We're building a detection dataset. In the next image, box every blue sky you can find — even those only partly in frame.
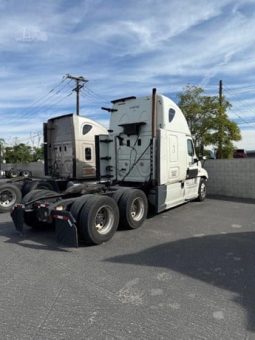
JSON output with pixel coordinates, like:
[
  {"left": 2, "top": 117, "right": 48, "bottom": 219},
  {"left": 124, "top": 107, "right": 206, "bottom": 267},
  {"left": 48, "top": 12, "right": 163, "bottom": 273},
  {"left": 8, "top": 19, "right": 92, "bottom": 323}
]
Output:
[{"left": 0, "top": 0, "right": 255, "bottom": 149}]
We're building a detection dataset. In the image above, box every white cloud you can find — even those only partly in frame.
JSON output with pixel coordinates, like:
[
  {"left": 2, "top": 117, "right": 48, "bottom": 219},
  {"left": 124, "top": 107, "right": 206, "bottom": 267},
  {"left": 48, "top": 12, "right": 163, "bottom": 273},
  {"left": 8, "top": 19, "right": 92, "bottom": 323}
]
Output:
[
  {"left": 235, "top": 129, "right": 255, "bottom": 150},
  {"left": 0, "top": 0, "right": 255, "bottom": 149}
]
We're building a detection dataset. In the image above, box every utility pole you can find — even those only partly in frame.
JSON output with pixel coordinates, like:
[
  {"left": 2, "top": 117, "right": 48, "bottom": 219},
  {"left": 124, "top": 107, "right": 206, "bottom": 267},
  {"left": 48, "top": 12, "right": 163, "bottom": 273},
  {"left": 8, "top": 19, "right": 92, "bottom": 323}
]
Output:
[
  {"left": 66, "top": 74, "right": 88, "bottom": 115},
  {"left": 218, "top": 79, "right": 223, "bottom": 159},
  {"left": 0, "top": 143, "right": 2, "bottom": 173}
]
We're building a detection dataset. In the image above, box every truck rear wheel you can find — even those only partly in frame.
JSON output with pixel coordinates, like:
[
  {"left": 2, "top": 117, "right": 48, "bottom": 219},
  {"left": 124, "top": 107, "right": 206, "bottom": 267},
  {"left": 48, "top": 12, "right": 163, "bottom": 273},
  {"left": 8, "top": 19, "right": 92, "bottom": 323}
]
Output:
[
  {"left": 112, "top": 188, "right": 132, "bottom": 203},
  {"left": 0, "top": 184, "right": 22, "bottom": 213},
  {"left": 20, "top": 170, "right": 32, "bottom": 178},
  {"left": 70, "top": 194, "right": 94, "bottom": 222},
  {"left": 22, "top": 189, "right": 57, "bottom": 228},
  {"left": 6, "top": 169, "right": 19, "bottom": 179},
  {"left": 118, "top": 189, "right": 148, "bottom": 229},
  {"left": 78, "top": 195, "right": 119, "bottom": 245}
]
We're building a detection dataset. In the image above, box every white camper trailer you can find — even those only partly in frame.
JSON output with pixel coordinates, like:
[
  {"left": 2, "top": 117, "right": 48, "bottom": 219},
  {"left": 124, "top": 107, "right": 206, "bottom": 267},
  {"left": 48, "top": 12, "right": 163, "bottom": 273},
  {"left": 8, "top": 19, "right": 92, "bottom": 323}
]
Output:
[{"left": 12, "top": 89, "right": 208, "bottom": 246}]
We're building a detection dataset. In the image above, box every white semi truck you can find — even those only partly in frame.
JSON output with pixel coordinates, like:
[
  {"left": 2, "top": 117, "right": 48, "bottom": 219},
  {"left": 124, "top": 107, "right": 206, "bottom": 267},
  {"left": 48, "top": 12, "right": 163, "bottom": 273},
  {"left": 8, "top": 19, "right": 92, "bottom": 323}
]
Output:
[
  {"left": 0, "top": 113, "right": 107, "bottom": 213},
  {"left": 11, "top": 89, "right": 208, "bottom": 246},
  {"left": 44, "top": 113, "right": 107, "bottom": 179}
]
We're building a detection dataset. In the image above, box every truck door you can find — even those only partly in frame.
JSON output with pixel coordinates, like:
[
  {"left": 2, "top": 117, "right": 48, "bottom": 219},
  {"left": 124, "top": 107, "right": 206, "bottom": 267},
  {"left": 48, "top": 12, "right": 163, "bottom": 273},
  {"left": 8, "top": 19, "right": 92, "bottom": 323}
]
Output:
[
  {"left": 186, "top": 138, "right": 198, "bottom": 179},
  {"left": 185, "top": 138, "right": 199, "bottom": 199}
]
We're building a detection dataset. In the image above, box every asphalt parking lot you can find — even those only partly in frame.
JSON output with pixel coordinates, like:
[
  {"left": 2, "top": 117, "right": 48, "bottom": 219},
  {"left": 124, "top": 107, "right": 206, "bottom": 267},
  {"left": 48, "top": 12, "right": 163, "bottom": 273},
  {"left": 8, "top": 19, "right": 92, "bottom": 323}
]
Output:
[{"left": 0, "top": 197, "right": 254, "bottom": 340}]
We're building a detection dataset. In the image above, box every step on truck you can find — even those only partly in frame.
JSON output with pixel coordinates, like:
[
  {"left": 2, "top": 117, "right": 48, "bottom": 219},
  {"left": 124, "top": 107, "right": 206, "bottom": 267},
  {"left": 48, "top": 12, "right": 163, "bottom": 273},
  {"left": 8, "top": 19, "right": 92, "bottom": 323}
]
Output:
[
  {"left": 0, "top": 113, "right": 107, "bottom": 213},
  {"left": 11, "top": 89, "right": 208, "bottom": 246}
]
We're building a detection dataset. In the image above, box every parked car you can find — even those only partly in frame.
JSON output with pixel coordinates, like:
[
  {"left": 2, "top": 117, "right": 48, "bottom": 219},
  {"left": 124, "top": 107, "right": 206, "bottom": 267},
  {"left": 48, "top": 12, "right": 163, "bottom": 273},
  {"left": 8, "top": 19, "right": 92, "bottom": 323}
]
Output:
[{"left": 233, "top": 149, "right": 247, "bottom": 158}]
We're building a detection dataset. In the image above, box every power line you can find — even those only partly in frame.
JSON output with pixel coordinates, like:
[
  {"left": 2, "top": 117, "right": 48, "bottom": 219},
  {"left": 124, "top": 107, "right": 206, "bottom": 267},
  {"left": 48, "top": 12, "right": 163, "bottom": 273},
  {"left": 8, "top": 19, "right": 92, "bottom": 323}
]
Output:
[
  {"left": 13, "top": 76, "right": 68, "bottom": 118},
  {"left": 5, "top": 77, "right": 71, "bottom": 125},
  {"left": 27, "top": 90, "right": 73, "bottom": 120},
  {"left": 224, "top": 88, "right": 255, "bottom": 112},
  {"left": 80, "top": 87, "right": 109, "bottom": 108},
  {"left": 14, "top": 79, "right": 73, "bottom": 120},
  {"left": 208, "top": 85, "right": 255, "bottom": 128},
  {"left": 84, "top": 85, "right": 109, "bottom": 103},
  {"left": 41, "top": 91, "right": 73, "bottom": 112},
  {"left": 5, "top": 91, "right": 73, "bottom": 145},
  {"left": 226, "top": 90, "right": 255, "bottom": 124}
]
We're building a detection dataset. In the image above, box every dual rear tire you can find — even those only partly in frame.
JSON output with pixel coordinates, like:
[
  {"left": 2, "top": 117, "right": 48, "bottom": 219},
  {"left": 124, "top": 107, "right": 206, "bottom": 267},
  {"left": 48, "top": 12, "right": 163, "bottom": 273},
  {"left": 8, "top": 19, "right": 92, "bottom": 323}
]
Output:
[
  {"left": 70, "top": 189, "right": 148, "bottom": 245},
  {"left": 118, "top": 189, "right": 148, "bottom": 229},
  {"left": 71, "top": 195, "right": 119, "bottom": 245}
]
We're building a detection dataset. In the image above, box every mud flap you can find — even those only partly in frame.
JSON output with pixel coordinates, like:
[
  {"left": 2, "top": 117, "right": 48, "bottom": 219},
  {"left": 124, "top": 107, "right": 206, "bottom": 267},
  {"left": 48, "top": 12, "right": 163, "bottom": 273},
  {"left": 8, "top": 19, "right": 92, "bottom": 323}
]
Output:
[
  {"left": 11, "top": 205, "right": 24, "bottom": 235},
  {"left": 53, "top": 211, "right": 78, "bottom": 248}
]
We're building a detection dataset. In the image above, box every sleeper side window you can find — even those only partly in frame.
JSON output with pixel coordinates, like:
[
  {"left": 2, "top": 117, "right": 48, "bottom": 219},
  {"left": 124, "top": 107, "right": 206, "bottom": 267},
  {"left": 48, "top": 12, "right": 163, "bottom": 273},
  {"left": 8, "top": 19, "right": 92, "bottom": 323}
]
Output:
[
  {"left": 169, "top": 108, "right": 175, "bottom": 122},
  {"left": 85, "top": 147, "right": 92, "bottom": 161}
]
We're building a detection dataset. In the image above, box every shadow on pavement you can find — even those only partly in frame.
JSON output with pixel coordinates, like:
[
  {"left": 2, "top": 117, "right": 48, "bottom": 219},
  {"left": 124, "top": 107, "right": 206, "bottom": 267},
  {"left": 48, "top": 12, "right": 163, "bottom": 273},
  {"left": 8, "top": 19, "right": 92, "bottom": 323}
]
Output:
[
  {"left": 0, "top": 221, "right": 69, "bottom": 252},
  {"left": 105, "top": 232, "right": 255, "bottom": 332}
]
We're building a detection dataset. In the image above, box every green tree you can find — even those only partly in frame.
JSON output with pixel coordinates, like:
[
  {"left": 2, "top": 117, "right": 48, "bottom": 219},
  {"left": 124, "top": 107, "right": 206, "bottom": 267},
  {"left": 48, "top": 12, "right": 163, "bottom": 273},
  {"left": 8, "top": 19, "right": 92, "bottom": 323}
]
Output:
[
  {"left": 5, "top": 143, "right": 33, "bottom": 163},
  {"left": 32, "top": 145, "right": 44, "bottom": 161},
  {"left": 178, "top": 85, "right": 241, "bottom": 158}
]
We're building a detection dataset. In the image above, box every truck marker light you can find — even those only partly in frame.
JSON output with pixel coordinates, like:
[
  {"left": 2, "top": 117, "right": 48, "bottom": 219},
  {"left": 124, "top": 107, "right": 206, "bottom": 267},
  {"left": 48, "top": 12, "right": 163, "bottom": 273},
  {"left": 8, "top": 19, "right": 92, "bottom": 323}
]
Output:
[
  {"left": 53, "top": 214, "right": 69, "bottom": 221},
  {"left": 34, "top": 202, "right": 49, "bottom": 208}
]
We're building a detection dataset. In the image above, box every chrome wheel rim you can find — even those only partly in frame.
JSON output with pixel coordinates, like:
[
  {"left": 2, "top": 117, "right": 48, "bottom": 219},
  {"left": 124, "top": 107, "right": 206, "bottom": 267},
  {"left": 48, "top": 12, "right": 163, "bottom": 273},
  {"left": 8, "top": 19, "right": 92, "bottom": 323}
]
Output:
[
  {"left": 95, "top": 205, "right": 114, "bottom": 235},
  {"left": 0, "top": 189, "right": 16, "bottom": 208},
  {"left": 130, "top": 197, "right": 145, "bottom": 221}
]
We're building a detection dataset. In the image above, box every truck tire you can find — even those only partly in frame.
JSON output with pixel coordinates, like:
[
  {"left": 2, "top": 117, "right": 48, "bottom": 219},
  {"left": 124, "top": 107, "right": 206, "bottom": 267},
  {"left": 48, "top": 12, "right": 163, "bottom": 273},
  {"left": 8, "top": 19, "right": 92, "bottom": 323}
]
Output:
[
  {"left": 22, "top": 180, "right": 55, "bottom": 196},
  {"left": 36, "top": 181, "right": 55, "bottom": 191},
  {"left": 6, "top": 169, "right": 19, "bottom": 179},
  {"left": 70, "top": 194, "right": 94, "bottom": 223},
  {"left": 21, "top": 180, "right": 35, "bottom": 196},
  {"left": 79, "top": 195, "right": 119, "bottom": 245},
  {"left": 112, "top": 187, "right": 132, "bottom": 204},
  {"left": 197, "top": 178, "right": 207, "bottom": 202},
  {"left": 22, "top": 189, "right": 57, "bottom": 228},
  {"left": 118, "top": 189, "right": 148, "bottom": 229},
  {"left": 20, "top": 170, "right": 32, "bottom": 178},
  {"left": 0, "top": 184, "right": 22, "bottom": 213}
]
